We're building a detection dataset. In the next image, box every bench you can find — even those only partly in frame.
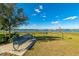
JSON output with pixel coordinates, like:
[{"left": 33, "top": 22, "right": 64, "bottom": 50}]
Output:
[
  {"left": 27, "top": 38, "right": 36, "bottom": 50},
  {"left": 12, "top": 34, "right": 33, "bottom": 50}
]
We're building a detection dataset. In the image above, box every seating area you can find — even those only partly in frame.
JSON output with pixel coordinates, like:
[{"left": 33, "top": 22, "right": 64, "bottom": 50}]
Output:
[{"left": 12, "top": 34, "right": 36, "bottom": 51}]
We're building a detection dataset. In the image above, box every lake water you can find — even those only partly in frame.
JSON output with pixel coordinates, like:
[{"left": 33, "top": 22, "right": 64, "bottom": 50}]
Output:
[{"left": 13, "top": 29, "right": 79, "bottom": 32}]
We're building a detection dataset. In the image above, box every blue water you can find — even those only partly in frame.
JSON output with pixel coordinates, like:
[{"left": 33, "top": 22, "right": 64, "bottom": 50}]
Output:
[{"left": 13, "top": 29, "right": 79, "bottom": 32}]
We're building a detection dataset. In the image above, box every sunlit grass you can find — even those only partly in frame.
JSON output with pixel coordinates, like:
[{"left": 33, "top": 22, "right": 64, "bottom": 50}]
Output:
[
  {"left": 24, "top": 32, "right": 79, "bottom": 56},
  {"left": 1, "top": 32, "right": 79, "bottom": 56}
]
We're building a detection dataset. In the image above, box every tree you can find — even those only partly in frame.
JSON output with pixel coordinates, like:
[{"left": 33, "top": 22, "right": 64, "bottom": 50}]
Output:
[{"left": 0, "top": 3, "right": 28, "bottom": 39}]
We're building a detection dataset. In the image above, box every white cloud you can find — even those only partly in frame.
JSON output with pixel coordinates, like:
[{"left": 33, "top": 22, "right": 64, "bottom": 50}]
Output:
[
  {"left": 35, "top": 8, "right": 41, "bottom": 13},
  {"left": 32, "top": 24, "right": 37, "bottom": 26},
  {"left": 42, "top": 15, "right": 46, "bottom": 17},
  {"left": 64, "top": 16, "right": 78, "bottom": 20},
  {"left": 51, "top": 21, "right": 60, "bottom": 24},
  {"left": 32, "top": 14, "right": 37, "bottom": 16},
  {"left": 56, "top": 16, "right": 59, "bottom": 18},
  {"left": 34, "top": 5, "right": 43, "bottom": 13},
  {"left": 39, "top": 5, "right": 43, "bottom": 9},
  {"left": 41, "top": 13, "right": 47, "bottom": 18}
]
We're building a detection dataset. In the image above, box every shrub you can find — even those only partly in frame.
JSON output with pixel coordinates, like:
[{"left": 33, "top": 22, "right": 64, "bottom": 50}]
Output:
[
  {"left": 0, "top": 33, "right": 19, "bottom": 44},
  {"left": 0, "top": 34, "right": 8, "bottom": 43}
]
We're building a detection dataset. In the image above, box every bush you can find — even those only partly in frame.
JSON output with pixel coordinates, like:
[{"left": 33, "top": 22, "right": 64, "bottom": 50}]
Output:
[
  {"left": 0, "top": 33, "right": 19, "bottom": 44},
  {"left": 0, "top": 34, "right": 8, "bottom": 44},
  {"left": 8, "top": 33, "right": 19, "bottom": 43}
]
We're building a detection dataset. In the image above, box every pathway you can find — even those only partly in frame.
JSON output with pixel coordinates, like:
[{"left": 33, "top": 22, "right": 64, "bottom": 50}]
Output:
[{"left": 0, "top": 39, "right": 32, "bottom": 56}]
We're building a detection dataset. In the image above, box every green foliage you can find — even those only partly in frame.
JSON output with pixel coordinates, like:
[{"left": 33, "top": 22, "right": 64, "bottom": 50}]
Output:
[
  {"left": 0, "top": 33, "right": 20, "bottom": 43},
  {"left": 0, "top": 3, "right": 28, "bottom": 40},
  {"left": 0, "top": 34, "right": 8, "bottom": 43},
  {"left": 0, "top": 3, "right": 28, "bottom": 29}
]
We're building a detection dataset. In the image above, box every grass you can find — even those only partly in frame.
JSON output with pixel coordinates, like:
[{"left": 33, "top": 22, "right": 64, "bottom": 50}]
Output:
[
  {"left": 0, "top": 53, "right": 17, "bottom": 56},
  {"left": 24, "top": 32, "right": 79, "bottom": 56},
  {"left": 1, "top": 32, "right": 79, "bottom": 56}
]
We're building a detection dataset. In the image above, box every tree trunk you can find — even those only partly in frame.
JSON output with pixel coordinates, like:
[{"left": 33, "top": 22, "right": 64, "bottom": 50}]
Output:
[{"left": 8, "top": 25, "right": 11, "bottom": 39}]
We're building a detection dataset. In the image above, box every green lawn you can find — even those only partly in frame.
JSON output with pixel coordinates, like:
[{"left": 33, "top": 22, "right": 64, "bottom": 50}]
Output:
[
  {"left": 1, "top": 32, "right": 79, "bottom": 56},
  {"left": 24, "top": 32, "right": 79, "bottom": 56}
]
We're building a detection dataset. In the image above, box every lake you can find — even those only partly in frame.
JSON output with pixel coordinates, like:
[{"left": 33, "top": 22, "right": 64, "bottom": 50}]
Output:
[{"left": 13, "top": 29, "right": 79, "bottom": 32}]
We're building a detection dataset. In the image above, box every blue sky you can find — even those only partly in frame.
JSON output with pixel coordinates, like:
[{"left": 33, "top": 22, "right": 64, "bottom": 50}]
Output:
[{"left": 16, "top": 3, "right": 79, "bottom": 29}]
